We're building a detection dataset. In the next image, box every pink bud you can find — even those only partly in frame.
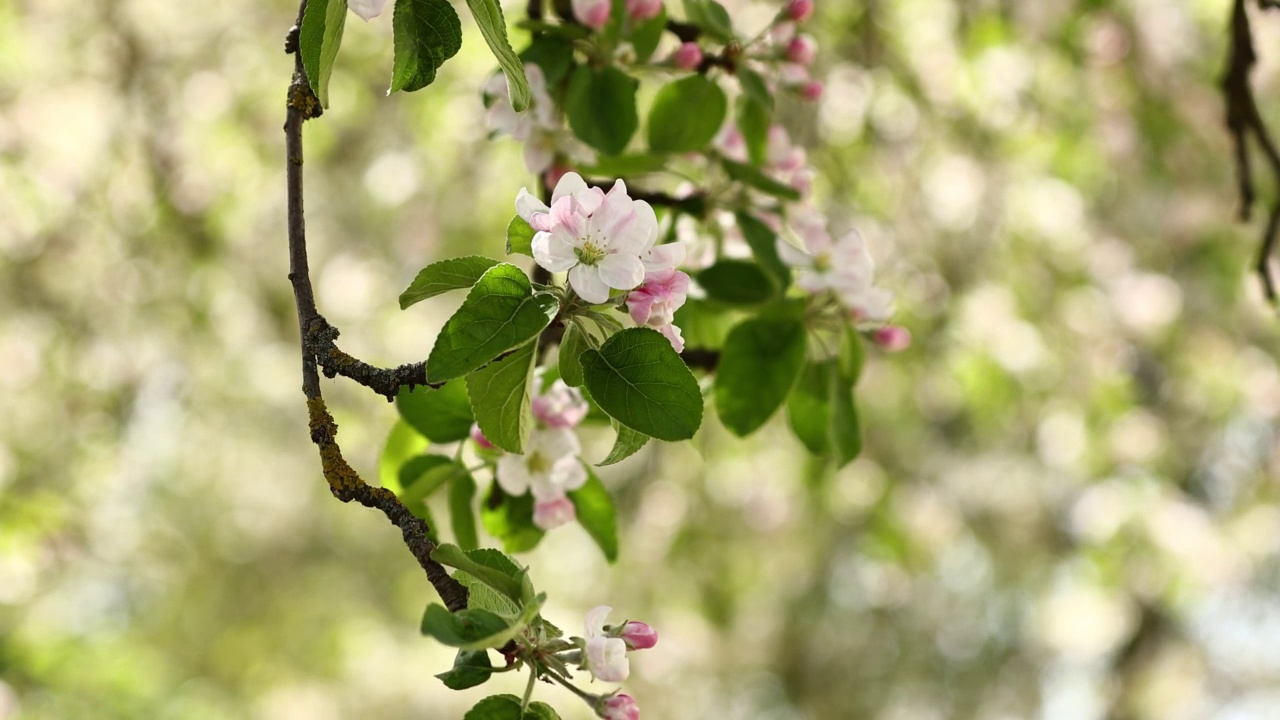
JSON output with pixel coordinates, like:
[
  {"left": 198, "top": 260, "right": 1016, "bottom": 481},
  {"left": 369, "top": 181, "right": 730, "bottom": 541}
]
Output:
[
  {"left": 800, "top": 80, "right": 823, "bottom": 101},
  {"left": 533, "top": 496, "right": 577, "bottom": 530},
  {"left": 673, "top": 42, "right": 703, "bottom": 71},
  {"left": 602, "top": 694, "right": 641, "bottom": 720},
  {"left": 787, "top": 0, "right": 813, "bottom": 22},
  {"left": 786, "top": 34, "right": 817, "bottom": 65},
  {"left": 872, "top": 325, "right": 912, "bottom": 352},
  {"left": 620, "top": 621, "right": 658, "bottom": 650},
  {"left": 626, "top": 0, "right": 663, "bottom": 20},
  {"left": 573, "top": 0, "right": 611, "bottom": 29},
  {"left": 470, "top": 423, "right": 496, "bottom": 450}
]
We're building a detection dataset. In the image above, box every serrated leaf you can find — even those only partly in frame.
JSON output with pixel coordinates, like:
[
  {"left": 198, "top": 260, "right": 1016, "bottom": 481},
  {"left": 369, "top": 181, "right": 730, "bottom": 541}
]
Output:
[
  {"left": 569, "top": 470, "right": 618, "bottom": 562},
  {"left": 565, "top": 65, "right": 639, "bottom": 156},
  {"left": 506, "top": 215, "right": 535, "bottom": 256},
  {"left": 482, "top": 486, "right": 546, "bottom": 553},
  {"left": 391, "top": 0, "right": 463, "bottom": 93},
  {"left": 449, "top": 471, "right": 479, "bottom": 551},
  {"left": 466, "top": 340, "right": 537, "bottom": 453},
  {"left": 397, "top": 382, "right": 474, "bottom": 442},
  {"left": 697, "top": 260, "right": 778, "bottom": 305},
  {"left": 464, "top": 695, "right": 561, "bottom": 720},
  {"left": 426, "top": 263, "right": 559, "bottom": 382},
  {"left": 379, "top": 420, "right": 429, "bottom": 495},
  {"left": 464, "top": 0, "right": 530, "bottom": 111},
  {"left": 648, "top": 75, "right": 727, "bottom": 154},
  {"left": 721, "top": 158, "right": 803, "bottom": 201},
  {"left": 400, "top": 256, "right": 501, "bottom": 309},
  {"left": 420, "top": 604, "right": 521, "bottom": 650},
  {"left": 734, "top": 212, "right": 790, "bottom": 289},
  {"left": 300, "top": 0, "right": 348, "bottom": 109},
  {"left": 714, "top": 314, "right": 807, "bottom": 436},
  {"left": 598, "top": 420, "right": 649, "bottom": 466},
  {"left": 435, "top": 650, "right": 494, "bottom": 690},
  {"left": 580, "top": 327, "right": 703, "bottom": 441},
  {"left": 431, "top": 544, "right": 526, "bottom": 603},
  {"left": 457, "top": 570, "right": 521, "bottom": 617}
]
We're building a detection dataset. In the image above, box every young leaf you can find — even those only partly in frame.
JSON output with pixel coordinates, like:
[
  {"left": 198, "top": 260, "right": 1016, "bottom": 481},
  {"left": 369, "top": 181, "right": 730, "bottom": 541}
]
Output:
[
  {"left": 463, "top": 695, "right": 561, "bottom": 720},
  {"left": 420, "top": 604, "right": 519, "bottom": 650},
  {"left": 787, "top": 335, "right": 863, "bottom": 467},
  {"left": 831, "top": 325, "right": 865, "bottom": 466},
  {"left": 506, "top": 215, "right": 535, "bottom": 256},
  {"left": 734, "top": 212, "right": 791, "bottom": 289},
  {"left": 565, "top": 65, "right": 639, "bottom": 156},
  {"left": 400, "top": 256, "right": 501, "bottom": 309},
  {"left": 481, "top": 487, "right": 545, "bottom": 552},
  {"left": 737, "top": 68, "right": 773, "bottom": 111},
  {"left": 391, "top": 0, "right": 463, "bottom": 93},
  {"left": 463, "top": 0, "right": 531, "bottom": 111},
  {"left": 435, "top": 649, "right": 494, "bottom": 691},
  {"left": 449, "top": 472, "right": 479, "bottom": 551},
  {"left": 598, "top": 420, "right": 649, "bottom": 466},
  {"left": 736, "top": 94, "right": 770, "bottom": 166},
  {"left": 648, "top": 75, "right": 728, "bottom": 154},
  {"left": 397, "top": 382, "right": 474, "bottom": 442},
  {"left": 431, "top": 544, "right": 526, "bottom": 602},
  {"left": 400, "top": 454, "right": 466, "bottom": 512},
  {"left": 787, "top": 361, "right": 831, "bottom": 455},
  {"left": 466, "top": 340, "right": 537, "bottom": 453},
  {"left": 426, "top": 263, "right": 559, "bottom": 382},
  {"left": 721, "top": 158, "right": 804, "bottom": 201},
  {"left": 557, "top": 320, "right": 591, "bottom": 388},
  {"left": 714, "top": 314, "right": 807, "bottom": 436},
  {"left": 697, "top": 260, "right": 778, "bottom": 305},
  {"left": 569, "top": 470, "right": 618, "bottom": 562},
  {"left": 684, "top": 0, "right": 735, "bottom": 43},
  {"left": 379, "top": 419, "right": 429, "bottom": 495},
  {"left": 299, "top": 0, "right": 348, "bottom": 109},
  {"left": 631, "top": 6, "right": 667, "bottom": 62},
  {"left": 580, "top": 327, "right": 703, "bottom": 441}
]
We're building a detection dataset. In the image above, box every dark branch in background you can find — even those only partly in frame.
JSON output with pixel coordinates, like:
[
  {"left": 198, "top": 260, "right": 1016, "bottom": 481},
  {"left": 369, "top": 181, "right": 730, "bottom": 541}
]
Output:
[
  {"left": 283, "top": 1, "right": 467, "bottom": 612},
  {"left": 680, "top": 348, "right": 719, "bottom": 370},
  {"left": 1222, "top": 0, "right": 1280, "bottom": 302},
  {"left": 665, "top": 19, "right": 700, "bottom": 43}
]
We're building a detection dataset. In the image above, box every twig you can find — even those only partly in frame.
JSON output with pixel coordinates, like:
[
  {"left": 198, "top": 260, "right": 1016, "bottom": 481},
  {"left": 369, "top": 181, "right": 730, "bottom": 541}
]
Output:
[
  {"left": 306, "top": 316, "right": 438, "bottom": 400},
  {"left": 283, "top": 0, "right": 467, "bottom": 612},
  {"left": 665, "top": 19, "right": 700, "bottom": 43}
]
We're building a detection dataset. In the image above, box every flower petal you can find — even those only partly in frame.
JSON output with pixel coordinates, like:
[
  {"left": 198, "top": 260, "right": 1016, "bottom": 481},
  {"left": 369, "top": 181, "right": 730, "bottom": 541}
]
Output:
[
  {"left": 496, "top": 454, "right": 532, "bottom": 496},
  {"left": 550, "top": 172, "right": 589, "bottom": 204},
  {"left": 533, "top": 232, "right": 579, "bottom": 273},
  {"left": 515, "top": 188, "right": 549, "bottom": 224},
  {"left": 569, "top": 264, "right": 611, "bottom": 303},
  {"left": 598, "top": 254, "right": 645, "bottom": 291}
]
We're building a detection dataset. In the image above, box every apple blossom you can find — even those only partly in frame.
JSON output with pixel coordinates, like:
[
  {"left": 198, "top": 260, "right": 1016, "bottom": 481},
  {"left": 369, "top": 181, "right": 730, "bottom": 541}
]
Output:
[
  {"left": 625, "top": 268, "right": 690, "bottom": 352},
  {"left": 583, "top": 606, "right": 630, "bottom": 682},
  {"left": 533, "top": 495, "right": 577, "bottom": 530},
  {"left": 776, "top": 212, "right": 892, "bottom": 320},
  {"left": 620, "top": 621, "right": 658, "bottom": 650},
  {"left": 496, "top": 427, "right": 586, "bottom": 501},
  {"left": 626, "top": 0, "right": 662, "bottom": 20},
  {"left": 601, "top": 694, "right": 641, "bottom": 720},
  {"left": 573, "top": 0, "right": 611, "bottom": 29},
  {"left": 518, "top": 173, "right": 657, "bottom": 304},
  {"left": 348, "top": 0, "right": 387, "bottom": 21},
  {"left": 873, "top": 325, "right": 912, "bottom": 351},
  {"left": 787, "top": 0, "right": 814, "bottom": 22},
  {"left": 533, "top": 379, "right": 589, "bottom": 429},
  {"left": 787, "top": 34, "right": 818, "bottom": 65},
  {"left": 485, "top": 64, "right": 561, "bottom": 174},
  {"left": 714, "top": 125, "right": 749, "bottom": 164},
  {"left": 673, "top": 42, "right": 703, "bottom": 71}
]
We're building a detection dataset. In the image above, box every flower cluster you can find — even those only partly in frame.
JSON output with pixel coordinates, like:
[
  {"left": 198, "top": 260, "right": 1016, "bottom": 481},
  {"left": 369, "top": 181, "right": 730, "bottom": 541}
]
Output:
[{"left": 578, "top": 606, "right": 657, "bottom": 714}]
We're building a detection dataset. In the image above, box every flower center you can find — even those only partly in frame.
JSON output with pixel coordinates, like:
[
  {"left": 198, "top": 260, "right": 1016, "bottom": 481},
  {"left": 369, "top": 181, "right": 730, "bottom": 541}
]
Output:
[
  {"left": 526, "top": 451, "right": 550, "bottom": 475},
  {"left": 813, "top": 252, "right": 833, "bottom": 272},
  {"left": 576, "top": 239, "right": 607, "bottom": 266}
]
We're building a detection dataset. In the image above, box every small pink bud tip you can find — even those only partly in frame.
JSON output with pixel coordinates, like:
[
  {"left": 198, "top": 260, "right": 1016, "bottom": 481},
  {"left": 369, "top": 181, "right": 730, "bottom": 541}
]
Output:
[
  {"left": 674, "top": 42, "right": 703, "bottom": 71},
  {"left": 621, "top": 621, "right": 658, "bottom": 650},
  {"left": 626, "top": 0, "right": 663, "bottom": 20},
  {"left": 800, "top": 80, "right": 823, "bottom": 101},
  {"left": 873, "top": 325, "right": 912, "bottom": 352},
  {"left": 602, "top": 694, "right": 641, "bottom": 720},
  {"left": 574, "top": 0, "right": 611, "bottom": 29},
  {"left": 787, "top": 0, "right": 813, "bottom": 22},
  {"left": 787, "top": 34, "right": 817, "bottom": 65},
  {"left": 470, "top": 423, "right": 496, "bottom": 450}
]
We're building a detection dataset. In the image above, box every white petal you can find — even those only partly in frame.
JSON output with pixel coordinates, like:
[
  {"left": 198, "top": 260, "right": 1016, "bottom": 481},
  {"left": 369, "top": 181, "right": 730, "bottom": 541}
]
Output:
[
  {"left": 534, "top": 426, "right": 582, "bottom": 459},
  {"left": 569, "top": 264, "right": 611, "bottom": 303},
  {"left": 533, "top": 233, "right": 579, "bottom": 273},
  {"left": 597, "top": 254, "right": 645, "bottom": 291},
  {"left": 347, "top": 0, "right": 387, "bottom": 21},
  {"left": 775, "top": 237, "right": 812, "bottom": 269},
  {"left": 643, "top": 241, "right": 686, "bottom": 272},
  {"left": 515, "top": 188, "right": 549, "bottom": 223},
  {"left": 523, "top": 140, "right": 554, "bottom": 175},
  {"left": 585, "top": 605, "right": 612, "bottom": 637},
  {"left": 551, "top": 172, "right": 589, "bottom": 204},
  {"left": 609, "top": 200, "right": 656, "bottom": 255},
  {"left": 496, "top": 455, "right": 532, "bottom": 496},
  {"left": 552, "top": 455, "right": 587, "bottom": 492}
]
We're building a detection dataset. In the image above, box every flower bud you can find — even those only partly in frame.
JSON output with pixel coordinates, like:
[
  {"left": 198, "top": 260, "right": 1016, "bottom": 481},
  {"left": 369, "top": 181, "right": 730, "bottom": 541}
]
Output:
[
  {"left": 626, "top": 0, "right": 663, "bottom": 20},
  {"left": 620, "top": 621, "right": 658, "bottom": 650},
  {"left": 533, "top": 496, "right": 577, "bottom": 530},
  {"left": 800, "top": 80, "right": 823, "bottom": 101},
  {"left": 470, "top": 423, "right": 496, "bottom": 450},
  {"left": 787, "top": 34, "right": 817, "bottom": 65},
  {"left": 573, "top": 0, "right": 611, "bottom": 29},
  {"left": 872, "top": 325, "right": 911, "bottom": 352},
  {"left": 673, "top": 42, "right": 703, "bottom": 71},
  {"left": 786, "top": 0, "right": 813, "bottom": 22},
  {"left": 601, "top": 694, "right": 641, "bottom": 720}
]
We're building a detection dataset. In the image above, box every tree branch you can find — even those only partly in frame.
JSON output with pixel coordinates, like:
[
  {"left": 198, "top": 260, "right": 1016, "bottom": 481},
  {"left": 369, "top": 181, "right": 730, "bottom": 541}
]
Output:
[
  {"left": 306, "top": 315, "right": 438, "bottom": 400},
  {"left": 283, "top": 1, "right": 467, "bottom": 612}
]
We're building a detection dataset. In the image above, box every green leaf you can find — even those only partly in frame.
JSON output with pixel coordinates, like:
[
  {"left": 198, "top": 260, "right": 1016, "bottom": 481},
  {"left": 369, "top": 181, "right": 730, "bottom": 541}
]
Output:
[
  {"left": 738, "top": 68, "right": 773, "bottom": 111},
  {"left": 736, "top": 94, "right": 770, "bottom": 166},
  {"left": 569, "top": 470, "right": 618, "bottom": 562},
  {"left": 648, "top": 75, "right": 728, "bottom": 154},
  {"left": 714, "top": 314, "right": 807, "bottom": 436},
  {"left": 430, "top": 544, "right": 525, "bottom": 603},
  {"left": 459, "top": 572, "right": 521, "bottom": 617},
  {"left": 427, "top": 263, "right": 559, "bottom": 382},
  {"left": 299, "top": 0, "right": 348, "bottom": 109},
  {"left": 599, "top": 420, "right": 649, "bottom": 466},
  {"left": 672, "top": 299, "right": 735, "bottom": 350},
  {"left": 558, "top": 320, "right": 590, "bottom": 388},
  {"left": 399, "top": 455, "right": 465, "bottom": 512},
  {"left": 565, "top": 65, "right": 639, "bottom": 156},
  {"left": 463, "top": 0, "right": 530, "bottom": 111},
  {"left": 631, "top": 6, "right": 667, "bottom": 62},
  {"left": 400, "top": 256, "right": 502, "bottom": 309},
  {"left": 831, "top": 325, "right": 864, "bottom": 466},
  {"left": 787, "top": 361, "right": 831, "bottom": 455},
  {"left": 466, "top": 340, "right": 537, "bottom": 453},
  {"left": 463, "top": 696, "right": 561, "bottom": 720},
  {"left": 482, "top": 487, "right": 545, "bottom": 553},
  {"left": 397, "top": 382, "right": 474, "bottom": 443},
  {"left": 787, "top": 333, "right": 863, "bottom": 467},
  {"left": 449, "top": 471, "right": 479, "bottom": 551},
  {"left": 578, "top": 153, "right": 670, "bottom": 178},
  {"left": 435, "top": 650, "right": 493, "bottom": 690},
  {"left": 506, "top": 216, "right": 535, "bottom": 256},
  {"left": 721, "top": 158, "right": 803, "bottom": 201},
  {"left": 580, "top": 327, "right": 703, "bottom": 441},
  {"left": 390, "top": 0, "right": 463, "bottom": 93},
  {"left": 697, "top": 261, "right": 778, "bottom": 305},
  {"left": 734, "top": 212, "right": 790, "bottom": 289},
  {"left": 519, "top": 36, "right": 576, "bottom": 87},
  {"left": 420, "top": 604, "right": 520, "bottom": 650},
  {"left": 685, "top": 0, "right": 735, "bottom": 42},
  {"left": 379, "top": 420, "right": 429, "bottom": 495}
]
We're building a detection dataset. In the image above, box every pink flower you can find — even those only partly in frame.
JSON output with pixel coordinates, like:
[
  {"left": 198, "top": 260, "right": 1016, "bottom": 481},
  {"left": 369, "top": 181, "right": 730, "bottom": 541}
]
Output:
[
  {"left": 574, "top": 0, "right": 611, "bottom": 29},
  {"left": 601, "top": 694, "right": 641, "bottom": 720},
  {"left": 485, "top": 64, "right": 561, "bottom": 174},
  {"left": 620, "top": 621, "right": 658, "bottom": 650},
  {"left": 626, "top": 0, "right": 662, "bottom": 20},
  {"left": 532, "top": 379, "right": 589, "bottom": 429},
  {"left": 496, "top": 428, "right": 587, "bottom": 501},
  {"left": 348, "top": 0, "right": 387, "bottom": 20},
  {"left": 626, "top": 268, "right": 690, "bottom": 352},
  {"left": 776, "top": 210, "right": 892, "bottom": 320},
  {"left": 673, "top": 42, "right": 703, "bottom": 70},
  {"left": 584, "top": 606, "right": 630, "bottom": 682},
  {"left": 470, "top": 423, "right": 496, "bottom": 451},
  {"left": 800, "top": 80, "right": 824, "bottom": 101},
  {"left": 787, "top": 34, "right": 817, "bottom": 65},
  {"left": 787, "top": 0, "right": 813, "bottom": 22},
  {"left": 872, "top": 325, "right": 911, "bottom": 352},
  {"left": 533, "top": 495, "right": 577, "bottom": 530}
]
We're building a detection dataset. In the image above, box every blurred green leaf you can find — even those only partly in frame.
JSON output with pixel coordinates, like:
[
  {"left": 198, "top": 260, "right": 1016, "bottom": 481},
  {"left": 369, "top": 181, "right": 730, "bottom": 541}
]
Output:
[
  {"left": 449, "top": 471, "right": 479, "bottom": 551},
  {"left": 648, "top": 75, "right": 727, "bottom": 154},
  {"left": 299, "top": 0, "right": 347, "bottom": 108},
  {"left": 482, "top": 487, "right": 544, "bottom": 552},
  {"left": 569, "top": 470, "right": 618, "bottom": 562},
  {"left": 565, "top": 65, "right": 639, "bottom": 156},
  {"left": 697, "top": 260, "right": 778, "bottom": 305},
  {"left": 464, "top": 0, "right": 530, "bottom": 111},
  {"left": 397, "top": 382, "right": 474, "bottom": 443}
]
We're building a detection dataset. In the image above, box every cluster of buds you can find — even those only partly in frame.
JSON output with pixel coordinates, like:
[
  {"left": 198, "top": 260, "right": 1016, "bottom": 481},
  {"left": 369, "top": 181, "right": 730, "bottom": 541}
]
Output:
[
  {"left": 578, "top": 606, "right": 657, "bottom": 719},
  {"left": 572, "top": 0, "right": 663, "bottom": 29}
]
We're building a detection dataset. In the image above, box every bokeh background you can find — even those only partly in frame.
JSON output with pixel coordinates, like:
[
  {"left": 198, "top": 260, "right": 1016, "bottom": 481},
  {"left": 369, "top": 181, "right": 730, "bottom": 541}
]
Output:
[{"left": 5, "top": 0, "right": 1280, "bottom": 717}]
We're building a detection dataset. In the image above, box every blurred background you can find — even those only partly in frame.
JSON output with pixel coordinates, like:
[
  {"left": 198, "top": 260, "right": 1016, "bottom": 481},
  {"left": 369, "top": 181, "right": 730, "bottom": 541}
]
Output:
[{"left": 4, "top": 0, "right": 1280, "bottom": 717}]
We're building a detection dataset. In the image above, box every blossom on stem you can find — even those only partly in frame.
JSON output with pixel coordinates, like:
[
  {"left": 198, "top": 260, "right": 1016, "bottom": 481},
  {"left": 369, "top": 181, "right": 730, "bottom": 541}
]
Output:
[
  {"left": 620, "top": 621, "right": 658, "bottom": 650},
  {"left": 348, "top": 0, "right": 387, "bottom": 21},
  {"left": 777, "top": 212, "right": 892, "bottom": 320},
  {"left": 584, "top": 606, "right": 630, "bottom": 682},
  {"left": 532, "top": 379, "right": 589, "bottom": 429},
  {"left": 626, "top": 0, "right": 662, "bottom": 20},
  {"left": 533, "top": 495, "right": 577, "bottom": 530},
  {"left": 625, "top": 268, "right": 690, "bottom": 352},
  {"left": 574, "top": 0, "right": 611, "bottom": 29},
  {"left": 517, "top": 173, "right": 657, "bottom": 304},
  {"left": 601, "top": 694, "right": 641, "bottom": 720},
  {"left": 484, "top": 64, "right": 561, "bottom": 175},
  {"left": 673, "top": 42, "right": 703, "bottom": 70},
  {"left": 495, "top": 427, "right": 586, "bottom": 502}
]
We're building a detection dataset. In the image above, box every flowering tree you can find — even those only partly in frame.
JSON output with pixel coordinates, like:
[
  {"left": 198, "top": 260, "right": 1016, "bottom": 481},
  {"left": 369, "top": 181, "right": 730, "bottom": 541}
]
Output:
[{"left": 283, "top": 0, "right": 905, "bottom": 716}]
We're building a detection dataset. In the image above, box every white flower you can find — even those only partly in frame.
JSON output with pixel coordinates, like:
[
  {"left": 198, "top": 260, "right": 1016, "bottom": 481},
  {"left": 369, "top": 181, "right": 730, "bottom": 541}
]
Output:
[
  {"left": 777, "top": 209, "right": 893, "bottom": 320},
  {"left": 496, "top": 428, "right": 587, "bottom": 502},
  {"left": 532, "top": 379, "right": 589, "bottom": 429},
  {"left": 484, "top": 65, "right": 566, "bottom": 175},
  {"left": 584, "top": 606, "right": 630, "bottom": 682},
  {"left": 517, "top": 173, "right": 657, "bottom": 304},
  {"left": 348, "top": 0, "right": 387, "bottom": 21},
  {"left": 533, "top": 496, "right": 577, "bottom": 530}
]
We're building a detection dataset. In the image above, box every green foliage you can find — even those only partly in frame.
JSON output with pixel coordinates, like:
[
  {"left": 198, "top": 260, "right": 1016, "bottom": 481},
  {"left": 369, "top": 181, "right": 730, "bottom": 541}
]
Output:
[
  {"left": 518, "top": 35, "right": 575, "bottom": 86},
  {"left": 565, "top": 65, "right": 639, "bottom": 156},
  {"left": 734, "top": 212, "right": 790, "bottom": 289},
  {"left": 557, "top": 320, "right": 591, "bottom": 388},
  {"left": 578, "top": 153, "right": 670, "bottom": 178},
  {"left": 449, "top": 471, "right": 480, "bottom": 551},
  {"left": 463, "top": 0, "right": 531, "bottom": 111},
  {"left": 648, "top": 76, "right": 728, "bottom": 154},
  {"left": 736, "top": 95, "right": 770, "bottom": 166},
  {"left": 482, "top": 487, "right": 544, "bottom": 552},
  {"left": 721, "top": 158, "right": 803, "bottom": 201},
  {"left": 568, "top": 470, "right": 618, "bottom": 562},
  {"left": 430, "top": 544, "right": 527, "bottom": 603},
  {"left": 631, "top": 7, "right": 667, "bottom": 62},
  {"left": 580, "top": 328, "right": 703, "bottom": 441},
  {"left": 420, "top": 604, "right": 524, "bottom": 650},
  {"left": 397, "top": 382, "right": 474, "bottom": 443},
  {"left": 697, "top": 260, "right": 778, "bottom": 305},
  {"left": 435, "top": 650, "right": 494, "bottom": 690},
  {"left": 787, "top": 328, "right": 865, "bottom": 466},
  {"left": 399, "top": 455, "right": 467, "bottom": 516},
  {"left": 426, "top": 264, "right": 559, "bottom": 382},
  {"left": 466, "top": 341, "right": 536, "bottom": 453},
  {"left": 506, "top": 216, "right": 535, "bottom": 256},
  {"left": 390, "top": 0, "right": 463, "bottom": 93},
  {"left": 715, "top": 313, "right": 807, "bottom": 436},
  {"left": 684, "top": 0, "right": 734, "bottom": 43},
  {"left": 380, "top": 419, "right": 429, "bottom": 494},
  {"left": 400, "top": 256, "right": 501, "bottom": 309},
  {"left": 598, "top": 420, "right": 649, "bottom": 466},
  {"left": 299, "top": 0, "right": 348, "bottom": 108},
  {"left": 464, "top": 696, "right": 561, "bottom": 720}
]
